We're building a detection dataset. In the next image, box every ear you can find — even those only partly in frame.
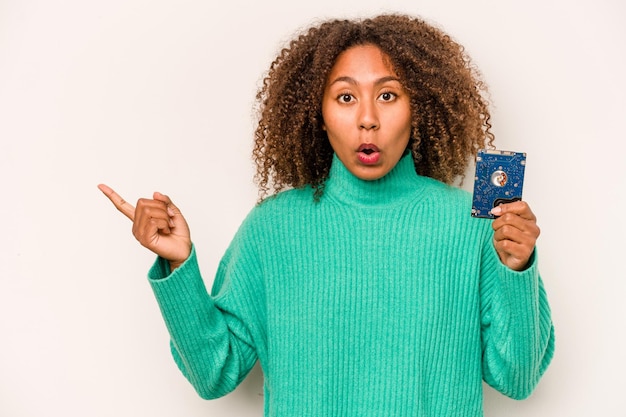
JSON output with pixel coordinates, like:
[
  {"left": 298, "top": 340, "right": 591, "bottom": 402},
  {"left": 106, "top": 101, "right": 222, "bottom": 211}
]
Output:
[{"left": 319, "top": 114, "right": 327, "bottom": 131}]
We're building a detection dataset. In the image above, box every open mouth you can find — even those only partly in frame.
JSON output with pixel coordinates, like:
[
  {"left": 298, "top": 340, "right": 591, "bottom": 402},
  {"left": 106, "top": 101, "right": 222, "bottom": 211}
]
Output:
[
  {"left": 358, "top": 144, "right": 379, "bottom": 154},
  {"left": 357, "top": 144, "right": 380, "bottom": 164}
]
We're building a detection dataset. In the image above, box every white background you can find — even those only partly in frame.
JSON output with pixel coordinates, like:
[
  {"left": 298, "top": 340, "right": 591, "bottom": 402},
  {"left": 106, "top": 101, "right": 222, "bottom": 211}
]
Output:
[{"left": 1, "top": 0, "right": 624, "bottom": 415}]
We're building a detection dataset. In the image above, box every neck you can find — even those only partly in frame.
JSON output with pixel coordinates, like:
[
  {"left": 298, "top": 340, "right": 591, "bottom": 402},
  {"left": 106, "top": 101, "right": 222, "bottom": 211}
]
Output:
[{"left": 323, "top": 152, "right": 425, "bottom": 207}]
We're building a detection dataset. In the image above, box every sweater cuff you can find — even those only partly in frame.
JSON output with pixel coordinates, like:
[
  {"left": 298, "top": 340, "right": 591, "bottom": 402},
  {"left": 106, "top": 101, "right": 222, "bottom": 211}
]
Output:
[
  {"left": 147, "top": 244, "right": 213, "bottom": 327},
  {"left": 147, "top": 245, "right": 209, "bottom": 309},
  {"left": 492, "top": 244, "right": 540, "bottom": 299},
  {"left": 148, "top": 244, "right": 197, "bottom": 281},
  {"left": 495, "top": 245, "right": 538, "bottom": 276}
]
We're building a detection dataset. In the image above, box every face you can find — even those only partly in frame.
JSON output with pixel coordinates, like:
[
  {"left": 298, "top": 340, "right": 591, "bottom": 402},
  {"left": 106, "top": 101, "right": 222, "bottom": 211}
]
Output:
[{"left": 322, "top": 44, "right": 412, "bottom": 181}]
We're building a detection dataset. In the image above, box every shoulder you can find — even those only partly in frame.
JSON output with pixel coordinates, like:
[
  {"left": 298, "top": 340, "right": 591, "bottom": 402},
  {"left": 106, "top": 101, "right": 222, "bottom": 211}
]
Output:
[
  {"left": 417, "top": 175, "right": 494, "bottom": 236},
  {"left": 419, "top": 175, "right": 473, "bottom": 209},
  {"left": 237, "top": 186, "right": 316, "bottom": 231},
  {"left": 221, "top": 186, "right": 316, "bottom": 261},
  {"left": 255, "top": 186, "right": 315, "bottom": 214}
]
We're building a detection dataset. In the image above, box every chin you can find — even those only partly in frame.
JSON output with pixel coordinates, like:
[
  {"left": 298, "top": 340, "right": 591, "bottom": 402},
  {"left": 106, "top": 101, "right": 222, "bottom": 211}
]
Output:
[{"left": 352, "top": 166, "right": 388, "bottom": 181}]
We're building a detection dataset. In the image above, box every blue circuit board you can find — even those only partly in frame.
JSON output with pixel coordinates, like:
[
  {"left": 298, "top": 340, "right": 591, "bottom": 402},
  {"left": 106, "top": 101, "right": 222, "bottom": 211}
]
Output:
[{"left": 471, "top": 149, "right": 526, "bottom": 219}]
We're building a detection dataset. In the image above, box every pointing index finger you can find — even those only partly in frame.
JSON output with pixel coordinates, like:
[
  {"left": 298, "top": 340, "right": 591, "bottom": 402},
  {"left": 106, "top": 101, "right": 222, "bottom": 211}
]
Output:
[{"left": 97, "top": 183, "right": 135, "bottom": 221}]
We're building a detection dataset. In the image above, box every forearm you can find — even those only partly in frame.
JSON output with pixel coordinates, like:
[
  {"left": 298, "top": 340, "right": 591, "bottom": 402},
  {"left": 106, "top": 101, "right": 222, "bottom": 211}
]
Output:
[
  {"left": 481, "top": 249, "right": 555, "bottom": 399},
  {"left": 148, "top": 247, "right": 257, "bottom": 399}
]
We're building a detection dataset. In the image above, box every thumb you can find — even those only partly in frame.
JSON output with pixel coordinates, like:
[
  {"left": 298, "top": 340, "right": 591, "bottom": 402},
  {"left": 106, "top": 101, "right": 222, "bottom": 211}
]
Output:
[{"left": 153, "top": 192, "right": 187, "bottom": 228}]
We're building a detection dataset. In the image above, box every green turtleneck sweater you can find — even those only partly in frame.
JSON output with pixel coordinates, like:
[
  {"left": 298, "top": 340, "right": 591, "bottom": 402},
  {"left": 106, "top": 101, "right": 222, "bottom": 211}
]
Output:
[{"left": 148, "top": 153, "right": 555, "bottom": 416}]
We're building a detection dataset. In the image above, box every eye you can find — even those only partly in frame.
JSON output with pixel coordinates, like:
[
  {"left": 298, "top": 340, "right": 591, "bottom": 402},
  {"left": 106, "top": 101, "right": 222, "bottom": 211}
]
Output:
[
  {"left": 337, "top": 93, "right": 354, "bottom": 103},
  {"left": 379, "top": 91, "right": 397, "bottom": 102}
]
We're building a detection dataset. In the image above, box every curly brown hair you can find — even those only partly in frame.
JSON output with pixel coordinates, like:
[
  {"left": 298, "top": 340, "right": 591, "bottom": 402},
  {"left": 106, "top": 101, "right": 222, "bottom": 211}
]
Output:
[{"left": 253, "top": 14, "right": 494, "bottom": 200}]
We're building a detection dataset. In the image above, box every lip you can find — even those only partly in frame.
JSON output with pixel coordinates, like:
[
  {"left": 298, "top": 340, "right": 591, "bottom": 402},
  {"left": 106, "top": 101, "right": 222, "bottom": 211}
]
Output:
[{"left": 357, "top": 143, "right": 380, "bottom": 165}]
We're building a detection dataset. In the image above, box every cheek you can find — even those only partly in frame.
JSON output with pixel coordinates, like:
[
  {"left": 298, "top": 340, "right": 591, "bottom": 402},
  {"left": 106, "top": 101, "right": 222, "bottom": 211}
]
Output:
[
  {"left": 322, "top": 96, "right": 355, "bottom": 134},
  {"left": 321, "top": 102, "right": 334, "bottom": 133},
  {"left": 397, "top": 109, "right": 412, "bottom": 139},
  {"left": 321, "top": 111, "right": 343, "bottom": 138}
]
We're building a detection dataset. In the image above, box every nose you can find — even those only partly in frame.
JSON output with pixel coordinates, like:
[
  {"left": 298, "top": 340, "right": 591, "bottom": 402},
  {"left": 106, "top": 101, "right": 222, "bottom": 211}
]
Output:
[{"left": 358, "top": 100, "right": 379, "bottom": 130}]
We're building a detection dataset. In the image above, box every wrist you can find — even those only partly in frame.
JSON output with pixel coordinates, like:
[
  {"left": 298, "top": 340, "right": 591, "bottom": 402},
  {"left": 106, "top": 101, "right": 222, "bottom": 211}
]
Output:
[
  {"left": 169, "top": 260, "right": 184, "bottom": 271},
  {"left": 167, "top": 242, "right": 192, "bottom": 272}
]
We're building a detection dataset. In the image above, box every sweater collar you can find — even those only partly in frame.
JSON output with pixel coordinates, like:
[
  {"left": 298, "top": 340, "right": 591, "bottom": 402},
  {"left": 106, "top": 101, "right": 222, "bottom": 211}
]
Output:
[{"left": 323, "top": 152, "right": 424, "bottom": 207}]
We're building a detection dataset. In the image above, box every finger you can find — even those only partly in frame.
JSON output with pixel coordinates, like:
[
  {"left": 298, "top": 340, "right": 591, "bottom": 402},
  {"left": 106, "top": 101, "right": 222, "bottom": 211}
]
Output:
[
  {"left": 144, "top": 192, "right": 191, "bottom": 243},
  {"left": 490, "top": 200, "right": 536, "bottom": 221},
  {"left": 153, "top": 192, "right": 187, "bottom": 228},
  {"left": 153, "top": 192, "right": 179, "bottom": 217},
  {"left": 134, "top": 198, "right": 174, "bottom": 228},
  {"left": 493, "top": 224, "right": 537, "bottom": 248},
  {"left": 493, "top": 212, "right": 539, "bottom": 234},
  {"left": 97, "top": 183, "right": 135, "bottom": 221},
  {"left": 133, "top": 216, "right": 172, "bottom": 243},
  {"left": 493, "top": 213, "right": 541, "bottom": 243},
  {"left": 492, "top": 217, "right": 538, "bottom": 271},
  {"left": 492, "top": 238, "right": 532, "bottom": 271},
  {"left": 133, "top": 200, "right": 175, "bottom": 247}
]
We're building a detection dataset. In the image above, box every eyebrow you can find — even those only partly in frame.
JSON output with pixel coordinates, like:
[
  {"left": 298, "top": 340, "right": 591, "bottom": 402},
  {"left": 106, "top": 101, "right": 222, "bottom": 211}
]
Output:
[{"left": 328, "top": 75, "right": 402, "bottom": 87}]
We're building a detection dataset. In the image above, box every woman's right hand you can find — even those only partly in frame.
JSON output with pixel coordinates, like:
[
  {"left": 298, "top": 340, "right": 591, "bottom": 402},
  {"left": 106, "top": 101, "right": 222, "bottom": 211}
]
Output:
[{"left": 97, "top": 184, "right": 192, "bottom": 270}]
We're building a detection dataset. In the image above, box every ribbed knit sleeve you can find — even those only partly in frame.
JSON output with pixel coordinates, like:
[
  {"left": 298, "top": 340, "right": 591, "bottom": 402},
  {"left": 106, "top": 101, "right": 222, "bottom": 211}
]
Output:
[
  {"left": 147, "top": 242, "right": 261, "bottom": 400},
  {"left": 479, "top": 240, "right": 555, "bottom": 399},
  {"left": 143, "top": 153, "right": 554, "bottom": 416}
]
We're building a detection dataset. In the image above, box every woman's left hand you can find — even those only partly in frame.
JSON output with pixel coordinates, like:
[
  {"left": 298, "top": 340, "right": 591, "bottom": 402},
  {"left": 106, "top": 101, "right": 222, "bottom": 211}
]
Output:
[{"left": 490, "top": 201, "right": 541, "bottom": 271}]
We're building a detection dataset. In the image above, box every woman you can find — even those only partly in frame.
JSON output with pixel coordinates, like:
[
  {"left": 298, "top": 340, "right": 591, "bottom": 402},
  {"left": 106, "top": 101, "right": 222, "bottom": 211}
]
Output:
[{"left": 99, "top": 14, "right": 554, "bottom": 416}]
